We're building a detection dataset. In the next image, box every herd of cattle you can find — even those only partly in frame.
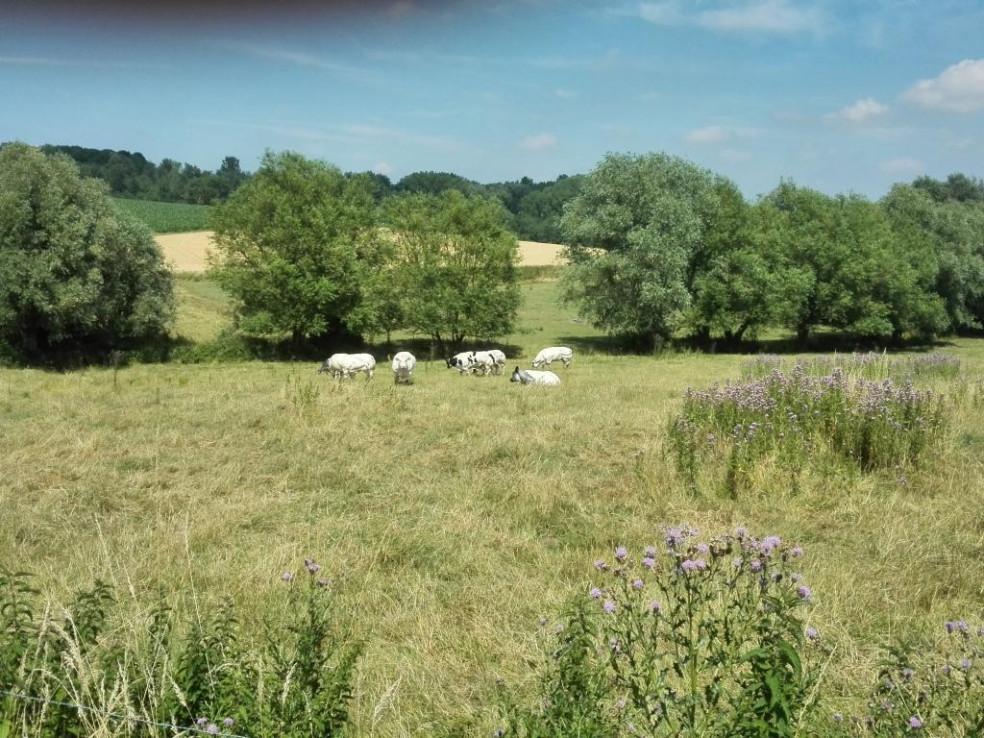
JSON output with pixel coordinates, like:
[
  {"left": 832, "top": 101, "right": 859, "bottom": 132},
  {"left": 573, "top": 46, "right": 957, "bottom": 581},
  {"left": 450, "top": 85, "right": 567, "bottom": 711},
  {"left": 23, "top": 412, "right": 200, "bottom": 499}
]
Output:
[{"left": 316, "top": 346, "right": 574, "bottom": 386}]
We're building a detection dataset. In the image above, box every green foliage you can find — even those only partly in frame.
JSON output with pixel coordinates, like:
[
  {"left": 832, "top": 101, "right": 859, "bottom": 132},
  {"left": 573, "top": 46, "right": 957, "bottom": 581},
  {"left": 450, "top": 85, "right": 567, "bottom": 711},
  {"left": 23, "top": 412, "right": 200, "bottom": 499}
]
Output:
[
  {"left": 112, "top": 198, "right": 212, "bottom": 233},
  {"left": 41, "top": 146, "right": 248, "bottom": 205},
  {"left": 382, "top": 190, "right": 521, "bottom": 348},
  {"left": 503, "top": 528, "right": 822, "bottom": 737},
  {"left": 560, "top": 152, "right": 724, "bottom": 347},
  {"left": 209, "top": 151, "right": 380, "bottom": 342},
  {"left": 0, "top": 143, "right": 175, "bottom": 361},
  {"left": 0, "top": 562, "right": 360, "bottom": 738}
]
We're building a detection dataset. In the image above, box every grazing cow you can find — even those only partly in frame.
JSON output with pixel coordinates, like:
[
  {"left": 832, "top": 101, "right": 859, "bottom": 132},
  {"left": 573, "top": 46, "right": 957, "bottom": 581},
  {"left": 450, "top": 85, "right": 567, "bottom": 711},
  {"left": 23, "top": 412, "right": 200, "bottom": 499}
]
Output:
[
  {"left": 318, "top": 352, "right": 376, "bottom": 379},
  {"left": 510, "top": 366, "right": 561, "bottom": 386},
  {"left": 485, "top": 349, "right": 507, "bottom": 375},
  {"left": 532, "top": 346, "right": 573, "bottom": 369},
  {"left": 391, "top": 351, "right": 416, "bottom": 384},
  {"left": 448, "top": 351, "right": 477, "bottom": 374}
]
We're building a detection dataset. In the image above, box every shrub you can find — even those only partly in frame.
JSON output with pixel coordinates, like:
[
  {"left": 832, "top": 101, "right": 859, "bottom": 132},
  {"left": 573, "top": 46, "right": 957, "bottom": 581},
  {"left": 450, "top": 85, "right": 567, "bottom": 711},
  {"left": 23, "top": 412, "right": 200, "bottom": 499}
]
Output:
[
  {"left": 671, "top": 367, "right": 947, "bottom": 494},
  {"left": 0, "top": 143, "right": 175, "bottom": 362},
  {"left": 741, "top": 353, "right": 960, "bottom": 381},
  {"left": 501, "top": 527, "right": 823, "bottom": 738},
  {"left": 0, "top": 558, "right": 360, "bottom": 738}
]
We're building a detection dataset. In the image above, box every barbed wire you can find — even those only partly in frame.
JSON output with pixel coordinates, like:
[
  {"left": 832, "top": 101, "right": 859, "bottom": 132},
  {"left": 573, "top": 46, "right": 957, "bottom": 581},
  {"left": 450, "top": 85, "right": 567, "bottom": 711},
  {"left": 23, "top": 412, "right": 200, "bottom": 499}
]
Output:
[{"left": 0, "top": 688, "right": 248, "bottom": 738}]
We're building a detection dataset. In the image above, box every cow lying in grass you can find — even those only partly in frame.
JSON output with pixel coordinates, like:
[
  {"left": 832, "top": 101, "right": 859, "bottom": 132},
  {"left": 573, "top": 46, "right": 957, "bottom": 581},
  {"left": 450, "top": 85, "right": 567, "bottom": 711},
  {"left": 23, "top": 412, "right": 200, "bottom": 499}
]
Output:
[{"left": 510, "top": 366, "right": 561, "bottom": 386}]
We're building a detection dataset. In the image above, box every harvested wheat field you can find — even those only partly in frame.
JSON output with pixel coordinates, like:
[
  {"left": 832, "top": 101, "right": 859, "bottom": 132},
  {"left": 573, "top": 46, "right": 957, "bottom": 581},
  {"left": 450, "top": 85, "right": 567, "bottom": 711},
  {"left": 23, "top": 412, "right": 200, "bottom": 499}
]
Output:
[{"left": 156, "top": 231, "right": 568, "bottom": 272}]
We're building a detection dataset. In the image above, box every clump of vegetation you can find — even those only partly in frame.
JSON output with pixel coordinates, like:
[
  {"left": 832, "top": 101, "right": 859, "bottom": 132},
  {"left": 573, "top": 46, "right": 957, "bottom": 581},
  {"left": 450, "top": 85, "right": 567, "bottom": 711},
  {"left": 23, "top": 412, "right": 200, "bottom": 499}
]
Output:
[
  {"left": 828, "top": 620, "right": 984, "bottom": 736},
  {"left": 112, "top": 198, "right": 213, "bottom": 233},
  {"left": 741, "top": 353, "right": 961, "bottom": 381},
  {"left": 0, "top": 560, "right": 360, "bottom": 738},
  {"left": 671, "top": 367, "right": 947, "bottom": 494},
  {"left": 0, "top": 143, "right": 175, "bottom": 363},
  {"left": 501, "top": 527, "right": 823, "bottom": 737}
]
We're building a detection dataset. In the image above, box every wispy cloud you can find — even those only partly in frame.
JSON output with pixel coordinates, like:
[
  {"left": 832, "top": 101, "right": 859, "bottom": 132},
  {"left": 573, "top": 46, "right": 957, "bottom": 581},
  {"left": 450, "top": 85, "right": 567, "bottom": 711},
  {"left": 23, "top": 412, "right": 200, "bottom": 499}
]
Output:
[
  {"left": 215, "top": 42, "right": 376, "bottom": 82},
  {"left": 340, "top": 124, "right": 460, "bottom": 149},
  {"left": 902, "top": 59, "right": 984, "bottom": 113},
  {"left": 685, "top": 125, "right": 760, "bottom": 144},
  {"left": 195, "top": 119, "right": 460, "bottom": 151},
  {"left": 0, "top": 55, "right": 171, "bottom": 70},
  {"left": 880, "top": 157, "right": 924, "bottom": 174},
  {"left": 518, "top": 133, "right": 558, "bottom": 151},
  {"left": 632, "top": 0, "right": 824, "bottom": 35},
  {"left": 825, "top": 97, "right": 889, "bottom": 124}
]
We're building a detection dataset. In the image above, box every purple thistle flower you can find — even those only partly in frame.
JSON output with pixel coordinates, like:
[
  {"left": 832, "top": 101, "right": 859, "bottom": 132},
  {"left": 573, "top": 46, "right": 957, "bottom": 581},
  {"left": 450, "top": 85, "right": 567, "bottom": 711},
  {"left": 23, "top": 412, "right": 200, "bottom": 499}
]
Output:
[
  {"left": 696, "top": 543, "right": 710, "bottom": 555},
  {"left": 797, "top": 585, "right": 812, "bottom": 601},
  {"left": 791, "top": 546, "right": 804, "bottom": 558},
  {"left": 632, "top": 579, "right": 644, "bottom": 590},
  {"left": 961, "top": 658, "right": 971, "bottom": 670},
  {"left": 734, "top": 526, "right": 748, "bottom": 539},
  {"left": 760, "top": 535, "right": 782, "bottom": 555},
  {"left": 750, "top": 559, "right": 763, "bottom": 573},
  {"left": 805, "top": 627, "right": 819, "bottom": 641},
  {"left": 195, "top": 718, "right": 209, "bottom": 727},
  {"left": 205, "top": 725, "right": 219, "bottom": 736},
  {"left": 648, "top": 600, "right": 661, "bottom": 614},
  {"left": 280, "top": 571, "right": 295, "bottom": 583},
  {"left": 603, "top": 599, "right": 616, "bottom": 614},
  {"left": 589, "top": 587, "right": 603, "bottom": 599},
  {"left": 615, "top": 546, "right": 628, "bottom": 562},
  {"left": 908, "top": 716, "right": 923, "bottom": 730},
  {"left": 644, "top": 545, "right": 657, "bottom": 558},
  {"left": 680, "top": 558, "right": 707, "bottom": 573},
  {"left": 642, "top": 556, "right": 656, "bottom": 570},
  {"left": 222, "top": 718, "right": 235, "bottom": 728},
  {"left": 304, "top": 558, "right": 321, "bottom": 575},
  {"left": 594, "top": 559, "right": 608, "bottom": 571}
]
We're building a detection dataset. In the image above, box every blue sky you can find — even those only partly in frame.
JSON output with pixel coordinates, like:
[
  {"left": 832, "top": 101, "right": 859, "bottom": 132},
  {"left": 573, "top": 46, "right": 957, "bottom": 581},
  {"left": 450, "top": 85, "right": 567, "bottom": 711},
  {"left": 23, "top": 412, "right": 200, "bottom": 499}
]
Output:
[{"left": 2, "top": 0, "right": 983, "bottom": 198}]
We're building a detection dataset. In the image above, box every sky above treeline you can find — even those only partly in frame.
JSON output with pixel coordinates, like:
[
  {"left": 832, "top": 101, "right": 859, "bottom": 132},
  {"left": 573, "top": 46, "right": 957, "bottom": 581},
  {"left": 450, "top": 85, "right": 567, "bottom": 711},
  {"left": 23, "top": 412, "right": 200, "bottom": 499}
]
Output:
[{"left": 2, "top": 0, "right": 983, "bottom": 198}]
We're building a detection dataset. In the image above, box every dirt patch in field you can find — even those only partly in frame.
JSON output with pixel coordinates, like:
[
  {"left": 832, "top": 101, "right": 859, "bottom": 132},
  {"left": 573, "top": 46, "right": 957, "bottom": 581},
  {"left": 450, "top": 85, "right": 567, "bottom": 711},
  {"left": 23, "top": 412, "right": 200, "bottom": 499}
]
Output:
[
  {"left": 155, "top": 231, "right": 215, "bottom": 272},
  {"left": 157, "top": 231, "right": 569, "bottom": 273}
]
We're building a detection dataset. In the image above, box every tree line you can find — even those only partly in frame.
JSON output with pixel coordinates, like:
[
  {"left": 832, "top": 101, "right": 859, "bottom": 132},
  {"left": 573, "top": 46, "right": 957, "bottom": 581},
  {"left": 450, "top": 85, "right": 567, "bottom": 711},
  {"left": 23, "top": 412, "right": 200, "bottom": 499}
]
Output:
[
  {"left": 562, "top": 154, "right": 984, "bottom": 349},
  {"left": 40, "top": 144, "right": 582, "bottom": 241}
]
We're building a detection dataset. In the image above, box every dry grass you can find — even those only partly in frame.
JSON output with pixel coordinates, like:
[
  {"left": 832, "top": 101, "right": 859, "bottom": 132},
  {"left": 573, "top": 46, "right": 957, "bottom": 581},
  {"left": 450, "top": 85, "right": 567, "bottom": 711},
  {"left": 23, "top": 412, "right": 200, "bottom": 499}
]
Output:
[
  {"left": 156, "top": 232, "right": 568, "bottom": 273},
  {"left": 1, "top": 281, "right": 983, "bottom": 735}
]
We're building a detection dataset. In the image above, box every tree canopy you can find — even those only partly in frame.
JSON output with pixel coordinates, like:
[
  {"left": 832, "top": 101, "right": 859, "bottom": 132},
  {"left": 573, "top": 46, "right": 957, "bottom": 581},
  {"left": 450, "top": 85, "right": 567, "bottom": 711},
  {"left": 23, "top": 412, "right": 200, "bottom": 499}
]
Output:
[{"left": 0, "top": 143, "right": 175, "bottom": 360}]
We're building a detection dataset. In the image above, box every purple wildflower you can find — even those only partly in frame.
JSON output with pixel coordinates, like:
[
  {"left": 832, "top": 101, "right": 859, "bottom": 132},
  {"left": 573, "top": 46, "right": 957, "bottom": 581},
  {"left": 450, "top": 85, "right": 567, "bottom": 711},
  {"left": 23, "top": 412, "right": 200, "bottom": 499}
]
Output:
[
  {"left": 805, "top": 627, "right": 819, "bottom": 641},
  {"left": 594, "top": 560, "right": 608, "bottom": 571},
  {"left": 642, "top": 556, "right": 656, "bottom": 570},
  {"left": 195, "top": 718, "right": 209, "bottom": 727},
  {"left": 665, "top": 527, "right": 687, "bottom": 548},
  {"left": 280, "top": 571, "right": 295, "bottom": 583},
  {"left": 644, "top": 545, "right": 657, "bottom": 558},
  {"left": 750, "top": 559, "right": 763, "bottom": 573},
  {"left": 945, "top": 619, "right": 969, "bottom": 634},
  {"left": 797, "top": 585, "right": 812, "bottom": 601},
  {"left": 760, "top": 535, "right": 782, "bottom": 555},
  {"left": 908, "top": 716, "right": 923, "bottom": 730},
  {"left": 205, "top": 725, "right": 219, "bottom": 736},
  {"left": 942, "top": 664, "right": 952, "bottom": 675},
  {"left": 632, "top": 578, "right": 644, "bottom": 590},
  {"left": 222, "top": 718, "right": 235, "bottom": 728},
  {"left": 696, "top": 543, "right": 710, "bottom": 555},
  {"left": 603, "top": 599, "right": 616, "bottom": 614},
  {"left": 648, "top": 600, "right": 661, "bottom": 614},
  {"left": 961, "top": 658, "right": 971, "bottom": 670},
  {"left": 615, "top": 546, "right": 628, "bottom": 562},
  {"left": 734, "top": 526, "right": 748, "bottom": 539},
  {"left": 680, "top": 558, "right": 707, "bottom": 573},
  {"left": 589, "top": 587, "right": 603, "bottom": 599},
  {"left": 304, "top": 558, "right": 321, "bottom": 575},
  {"left": 791, "top": 546, "right": 804, "bottom": 558}
]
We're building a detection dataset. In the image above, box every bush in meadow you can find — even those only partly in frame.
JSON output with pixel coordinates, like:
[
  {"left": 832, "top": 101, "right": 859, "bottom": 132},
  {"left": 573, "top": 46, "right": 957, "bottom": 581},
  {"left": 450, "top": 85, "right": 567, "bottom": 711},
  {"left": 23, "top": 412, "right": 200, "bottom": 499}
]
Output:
[
  {"left": 0, "top": 558, "right": 359, "bottom": 738},
  {"left": 501, "top": 527, "right": 824, "bottom": 737},
  {"left": 826, "top": 620, "right": 983, "bottom": 737},
  {"left": 671, "top": 366, "right": 947, "bottom": 495},
  {"left": 740, "top": 353, "right": 960, "bottom": 382}
]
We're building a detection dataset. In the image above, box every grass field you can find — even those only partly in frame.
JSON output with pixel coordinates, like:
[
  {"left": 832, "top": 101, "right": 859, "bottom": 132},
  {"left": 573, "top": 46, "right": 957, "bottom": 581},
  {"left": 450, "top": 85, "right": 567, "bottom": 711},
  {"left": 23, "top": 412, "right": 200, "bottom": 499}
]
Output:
[
  {"left": 2, "top": 275, "right": 983, "bottom": 735},
  {"left": 113, "top": 198, "right": 212, "bottom": 233}
]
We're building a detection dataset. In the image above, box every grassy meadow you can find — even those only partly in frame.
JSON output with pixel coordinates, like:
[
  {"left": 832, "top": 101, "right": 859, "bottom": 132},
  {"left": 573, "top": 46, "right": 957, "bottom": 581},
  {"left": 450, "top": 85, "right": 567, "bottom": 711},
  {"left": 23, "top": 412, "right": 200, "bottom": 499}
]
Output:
[
  {"left": 113, "top": 198, "right": 212, "bottom": 233},
  {"left": 1, "top": 273, "right": 983, "bottom": 735}
]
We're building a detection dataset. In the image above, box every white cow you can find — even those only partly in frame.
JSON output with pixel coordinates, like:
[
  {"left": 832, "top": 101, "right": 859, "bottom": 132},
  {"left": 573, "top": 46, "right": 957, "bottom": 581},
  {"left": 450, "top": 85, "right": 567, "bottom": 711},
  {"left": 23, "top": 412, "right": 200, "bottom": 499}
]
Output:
[
  {"left": 532, "top": 346, "right": 573, "bottom": 369},
  {"left": 448, "top": 351, "right": 477, "bottom": 374},
  {"left": 318, "top": 352, "right": 376, "bottom": 379},
  {"left": 510, "top": 366, "right": 561, "bottom": 386},
  {"left": 484, "top": 349, "right": 507, "bottom": 375},
  {"left": 391, "top": 351, "right": 416, "bottom": 384}
]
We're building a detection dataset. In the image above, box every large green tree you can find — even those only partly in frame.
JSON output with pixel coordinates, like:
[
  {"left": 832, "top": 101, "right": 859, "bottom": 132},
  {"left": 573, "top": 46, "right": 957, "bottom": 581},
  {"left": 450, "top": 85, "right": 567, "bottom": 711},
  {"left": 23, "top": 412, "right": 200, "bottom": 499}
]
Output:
[
  {"left": 0, "top": 143, "right": 174, "bottom": 359},
  {"left": 209, "top": 151, "right": 381, "bottom": 342},
  {"left": 383, "top": 190, "right": 520, "bottom": 349},
  {"left": 560, "top": 152, "right": 727, "bottom": 347}
]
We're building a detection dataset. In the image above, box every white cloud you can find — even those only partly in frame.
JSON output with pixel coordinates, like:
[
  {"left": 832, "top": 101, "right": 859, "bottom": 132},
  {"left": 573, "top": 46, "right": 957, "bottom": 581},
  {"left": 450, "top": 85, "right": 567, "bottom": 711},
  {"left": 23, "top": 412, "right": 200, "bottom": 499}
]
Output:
[
  {"left": 373, "top": 161, "right": 394, "bottom": 176},
  {"left": 634, "top": 0, "right": 823, "bottom": 34},
  {"left": 880, "top": 157, "right": 924, "bottom": 175},
  {"left": 686, "top": 125, "right": 730, "bottom": 144},
  {"left": 826, "top": 97, "right": 889, "bottom": 124},
  {"left": 902, "top": 59, "right": 984, "bottom": 113},
  {"left": 217, "top": 42, "right": 374, "bottom": 82},
  {"left": 518, "top": 133, "right": 558, "bottom": 151}
]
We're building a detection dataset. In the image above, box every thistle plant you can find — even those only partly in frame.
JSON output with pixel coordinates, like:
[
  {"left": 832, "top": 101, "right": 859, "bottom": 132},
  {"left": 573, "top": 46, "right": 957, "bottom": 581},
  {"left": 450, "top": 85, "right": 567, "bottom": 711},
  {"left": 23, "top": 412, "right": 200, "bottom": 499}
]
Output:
[
  {"left": 503, "top": 527, "right": 824, "bottom": 738},
  {"left": 671, "top": 367, "right": 948, "bottom": 494},
  {"left": 741, "top": 353, "right": 960, "bottom": 382}
]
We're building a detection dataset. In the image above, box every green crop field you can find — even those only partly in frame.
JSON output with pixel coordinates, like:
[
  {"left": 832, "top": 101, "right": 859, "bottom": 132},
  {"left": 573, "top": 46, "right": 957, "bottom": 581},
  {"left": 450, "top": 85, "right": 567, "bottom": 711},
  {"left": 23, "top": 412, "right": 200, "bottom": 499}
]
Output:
[
  {"left": 113, "top": 198, "right": 212, "bottom": 233},
  {"left": 2, "top": 274, "right": 983, "bottom": 736}
]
